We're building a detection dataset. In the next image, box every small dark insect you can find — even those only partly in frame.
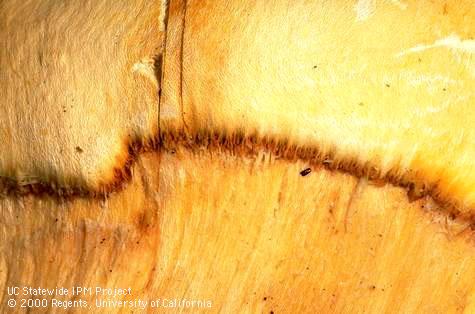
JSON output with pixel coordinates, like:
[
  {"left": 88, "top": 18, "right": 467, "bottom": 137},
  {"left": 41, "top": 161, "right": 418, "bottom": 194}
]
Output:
[
  {"left": 300, "top": 168, "right": 311, "bottom": 176},
  {"left": 75, "top": 146, "right": 83, "bottom": 153}
]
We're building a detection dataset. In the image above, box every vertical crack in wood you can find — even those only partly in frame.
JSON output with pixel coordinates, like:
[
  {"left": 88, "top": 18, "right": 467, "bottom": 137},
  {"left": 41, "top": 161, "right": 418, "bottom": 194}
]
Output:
[
  {"left": 158, "top": 0, "right": 171, "bottom": 145},
  {"left": 179, "top": 0, "right": 190, "bottom": 135}
]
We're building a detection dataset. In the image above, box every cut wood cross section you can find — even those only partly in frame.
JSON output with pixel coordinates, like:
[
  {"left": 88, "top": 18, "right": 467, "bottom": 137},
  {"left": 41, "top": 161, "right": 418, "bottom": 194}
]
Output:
[{"left": 0, "top": 0, "right": 474, "bottom": 313}]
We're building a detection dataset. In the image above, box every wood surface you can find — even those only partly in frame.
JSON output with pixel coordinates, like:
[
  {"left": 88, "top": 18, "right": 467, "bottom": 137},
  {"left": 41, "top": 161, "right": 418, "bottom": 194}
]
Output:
[{"left": 1, "top": 0, "right": 474, "bottom": 313}]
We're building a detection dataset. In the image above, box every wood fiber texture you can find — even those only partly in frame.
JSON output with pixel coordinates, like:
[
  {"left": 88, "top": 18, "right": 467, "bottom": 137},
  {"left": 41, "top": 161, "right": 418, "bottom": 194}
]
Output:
[
  {"left": 1, "top": 0, "right": 475, "bottom": 313},
  {"left": 0, "top": 0, "right": 162, "bottom": 193},
  {"left": 161, "top": 0, "right": 475, "bottom": 215},
  {"left": 2, "top": 150, "right": 475, "bottom": 313}
]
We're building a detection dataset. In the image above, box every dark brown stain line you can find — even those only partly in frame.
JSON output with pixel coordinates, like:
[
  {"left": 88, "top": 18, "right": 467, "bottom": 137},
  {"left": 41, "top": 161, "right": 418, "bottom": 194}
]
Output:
[
  {"left": 0, "top": 0, "right": 173, "bottom": 201},
  {"left": 0, "top": 128, "right": 474, "bottom": 231},
  {"left": 159, "top": 129, "right": 475, "bottom": 225},
  {"left": 0, "top": 135, "right": 159, "bottom": 200}
]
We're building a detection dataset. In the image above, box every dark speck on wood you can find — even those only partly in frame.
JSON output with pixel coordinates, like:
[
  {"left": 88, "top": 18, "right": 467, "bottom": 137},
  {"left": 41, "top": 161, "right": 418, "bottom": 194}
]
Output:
[{"left": 300, "top": 168, "right": 311, "bottom": 176}]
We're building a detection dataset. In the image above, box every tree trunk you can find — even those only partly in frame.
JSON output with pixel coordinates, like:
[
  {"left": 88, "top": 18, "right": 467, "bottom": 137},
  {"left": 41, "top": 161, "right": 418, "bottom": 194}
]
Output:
[{"left": 1, "top": 0, "right": 474, "bottom": 313}]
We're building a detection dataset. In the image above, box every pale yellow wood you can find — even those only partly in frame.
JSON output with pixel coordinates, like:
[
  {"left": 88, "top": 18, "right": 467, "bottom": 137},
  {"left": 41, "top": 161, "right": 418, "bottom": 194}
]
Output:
[
  {"left": 1, "top": 150, "right": 475, "bottom": 313},
  {"left": 162, "top": 0, "right": 475, "bottom": 213},
  {"left": 0, "top": 0, "right": 162, "bottom": 191},
  {"left": 1, "top": 0, "right": 474, "bottom": 313}
]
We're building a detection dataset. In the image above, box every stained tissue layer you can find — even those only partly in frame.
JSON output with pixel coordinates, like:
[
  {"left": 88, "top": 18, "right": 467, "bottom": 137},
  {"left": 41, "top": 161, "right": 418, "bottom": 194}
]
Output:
[
  {"left": 0, "top": 0, "right": 163, "bottom": 191},
  {"left": 160, "top": 0, "right": 475, "bottom": 214},
  {"left": 0, "top": 0, "right": 474, "bottom": 221}
]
